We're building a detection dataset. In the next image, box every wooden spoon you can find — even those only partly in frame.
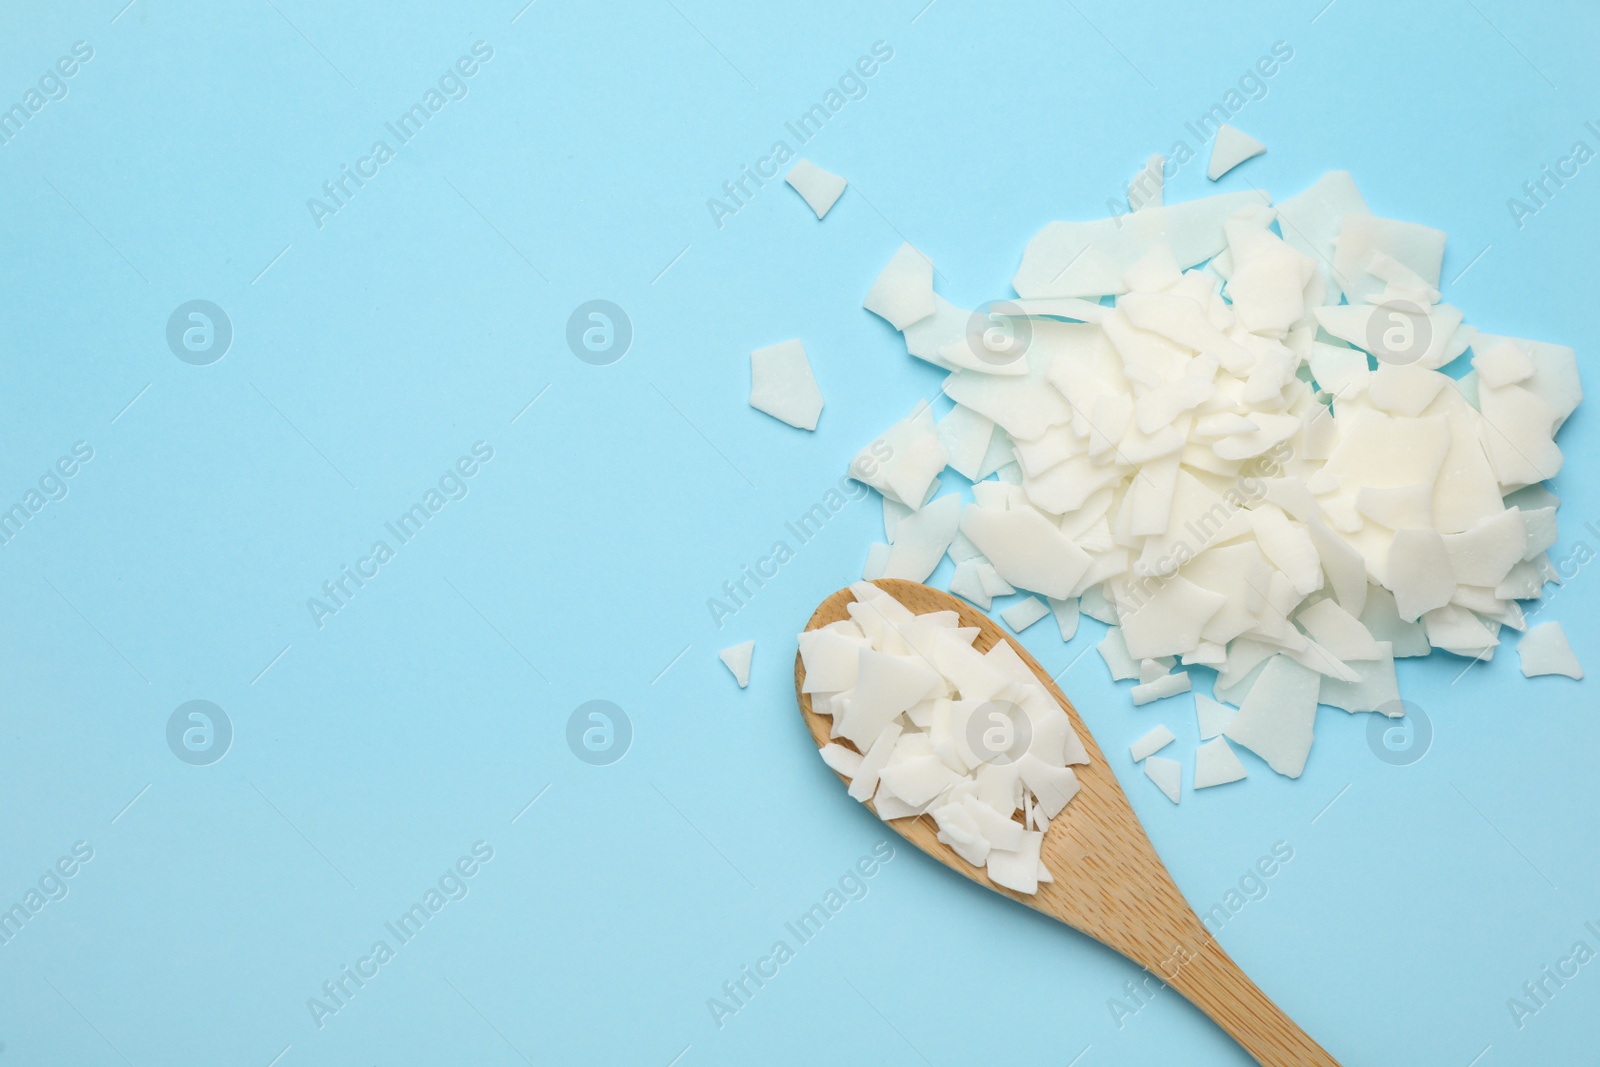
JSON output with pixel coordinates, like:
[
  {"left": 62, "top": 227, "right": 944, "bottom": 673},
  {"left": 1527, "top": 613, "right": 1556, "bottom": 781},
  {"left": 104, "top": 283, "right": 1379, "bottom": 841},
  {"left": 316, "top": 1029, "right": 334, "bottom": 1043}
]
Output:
[{"left": 795, "top": 579, "right": 1340, "bottom": 1067}]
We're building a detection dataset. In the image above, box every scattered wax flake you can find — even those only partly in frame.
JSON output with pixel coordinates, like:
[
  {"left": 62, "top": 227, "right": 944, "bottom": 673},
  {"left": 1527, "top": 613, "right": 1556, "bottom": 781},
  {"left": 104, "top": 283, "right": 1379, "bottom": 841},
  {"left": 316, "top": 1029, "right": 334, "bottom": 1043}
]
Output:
[
  {"left": 808, "top": 171, "right": 1587, "bottom": 810},
  {"left": 1098, "top": 627, "right": 1140, "bottom": 682},
  {"left": 1206, "top": 125, "right": 1266, "bottom": 180},
  {"left": 1132, "top": 671, "right": 1191, "bottom": 706},
  {"left": 1143, "top": 756, "right": 1181, "bottom": 804},
  {"left": 749, "top": 340, "right": 824, "bottom": 430},
  {"left": 1225, "top": 656, "right": 1320, "bottom": 778},
  {"left": 882, "top": 495, "right": 962, "bottom": 583},
  {"left": 1193, "top": 738, "right": 1248, "bottom": 789},
  {"left": 1130, "top": 725, "right": 1176, "bottom": 762},
  {"left": 819, "top": 743, "right": 863, "bottom": 777},
  {"left": 1048, "top": 597, "right": 1080, "bottom": 641},
  {"left": 999, "top": 595, "right": 1051, "bottom": 633},
  {"left": 1518, "top": 622, "right": 1583, "bottom": 680},
  {"left": 801, "top": 590, "right": 1091, "bottom": 894},
  {"left": 1193, "top": 693, "right": 1236, "bottom": 740},
  {"left": 864, "top": 242, "right": 936, "bottom": 330},
  {"left": 718, "top": 641, "right": 754, "bottom": 687},
  {"left": 785, "top": 159, "right": 847, "bottom": 218}
]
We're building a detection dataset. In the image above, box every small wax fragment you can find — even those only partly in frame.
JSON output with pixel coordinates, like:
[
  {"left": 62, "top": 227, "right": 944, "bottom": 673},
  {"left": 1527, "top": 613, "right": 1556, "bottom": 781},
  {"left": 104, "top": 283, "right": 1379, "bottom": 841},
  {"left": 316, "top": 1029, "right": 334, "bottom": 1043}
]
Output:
[
  {"left": 1519, "top": 622, "right": 1583, "bottom": 679},
  {"left": 749, "top": 340, "right": 824, "bottom": 430},
  {"left": 1207, "top": 124, "right": 1266, "bottom": 180},
  {"left": 785, "top": 159, "right": 847, "bottom": 219},
  {"left": 1193, "top": 737, "right": 1248, "bottom": 789},
  {"left": 719, "top": 641, "right": 754, "bottom": 688},
  {"left": 1130, "top": 725, "right": 1176, "bottom": 762},
  {"left": 1144, "top": 756, "right": 1181, "bottom": 804}
]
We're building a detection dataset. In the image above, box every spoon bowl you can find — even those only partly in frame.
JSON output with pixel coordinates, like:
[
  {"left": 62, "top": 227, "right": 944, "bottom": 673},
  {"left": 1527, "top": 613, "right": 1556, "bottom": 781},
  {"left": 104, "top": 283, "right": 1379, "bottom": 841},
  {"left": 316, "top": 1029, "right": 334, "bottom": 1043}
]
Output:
[{"left": 796, "top": 579, "right": 1340, "bottom": 1067}]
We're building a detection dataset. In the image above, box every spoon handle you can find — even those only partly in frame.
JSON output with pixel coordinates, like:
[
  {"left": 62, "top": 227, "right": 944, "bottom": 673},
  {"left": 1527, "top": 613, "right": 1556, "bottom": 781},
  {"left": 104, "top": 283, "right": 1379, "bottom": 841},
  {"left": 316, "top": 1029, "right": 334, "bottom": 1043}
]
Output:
[
  {"left": 1173, "top": 942, "right": 1339, "bottom": 1065},
  {"left": 1117, "top": 912, "right": 1340, "bottom": 1066}
]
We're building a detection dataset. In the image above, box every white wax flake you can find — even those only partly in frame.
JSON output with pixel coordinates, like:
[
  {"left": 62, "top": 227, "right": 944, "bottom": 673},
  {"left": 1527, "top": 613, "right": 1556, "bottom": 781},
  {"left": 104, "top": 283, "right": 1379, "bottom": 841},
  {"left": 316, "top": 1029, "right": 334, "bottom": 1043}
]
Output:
[
  {"left": 1319, "top": 643, "right": 1399, "bottom": 714},
  {"left": 1359, "top": 586, "right": 1431, "bottom": 657},
  {"left": 1522, "top": 507, "right": 1559, "bottom": 561},
  {"left": 1143, "top": 756, "right": 1182, "bottom": 804},
  {"left": 1296, "top": 599, "right": 1384, "bottom": 662},
  {"left": 1225, "top": 656, "right": 1320, "bottom": 778},
  {"left": 798, "top": 630, "right": 864, "bottom": 694},
  {"left": 932, "top": 801, "right": 990, "bottom": 865},
  {"left": 1130, "top": 725, "right": 1176, "bottom": 761},
  {"left": 1479, "top": 380, "right": 1566, "bottom": 490},
  {"left": 785, "top": 159, "right": 847, "bottom": 219},
  {"left": 960, "top": 503, "right": 1091, "bottom": 600},
  {"left": 1248, "top": 505, "right": 1321, "bottom": 595},
  {"left": 1049, "top": 597, "right": 1080, "bottom": 641},
  {"left": 718, "top": 641, "right": 754, "bottom": 688},
  {"left": 1472, "top": 340, "right": 1534, "bottom": 389},
  {"left": 1332, "top": 214, "right": 1447, "bottom": 307},
  {"left": 1475, "top": 332, "right": 1582, "bottom": 431},
  {"left": 863, "top": 242, "right": 936, "bottom": 330},
  {"left": 799, "top": 588, "right": 1090, "bottom": 895},
  {"left": 986, "top": 831, "right": 1044, "bottom": 894},
  {"left": 819, "top": 742, "right": 863, "bottom": 777},
  {"left": 836, "top": 648, "right": 942, "bottom": 748},
  {"left": 948, "top": 559, "right": 994, "bottom": 610},
  {"left": 1138, "top": 658, "right": 1171, "bottom": 685},
  {"left": 801, "top": 171, "right": 1586, "bottom": 813},
  {"left": 1132, "top": 671, "right": 1191, "bottom": 705},
  {"left": 1387, "top": 529, "right": 1456, "bottom": 623},
  {"left": 1193, "top": 738, "right": 1248, "bottom": 789},
  {"left": 1519, "top": 622, "right": 1583, "bottom": 680},
  {"left": 1276, "top": 171, "right": 1369, "bottom": 301},
  {"left": 936, "top": 405, "right": 996, "bottom": 481},
  {"left": 1206, "top": 124, "right": 1266, "bottom": 181},
  {"left": 1018, "top": 755, "right": 1082, "bottom": 816},
  {"left": 879, "top": 755, "right": 963, "bottom": 808},
  {"left": 1442, "top": 510, "right": 1528, "bottom": 588},
  {"left": 1194, "top": 693, "right": 1236, "bottom": 739},
  {"left": 1014, "top": 190, "right": 1270, "bottom": 298},
  {"left": 882, "top": 495, "right": 962, "bottom": 583},
  {"left": 1000, "top": 596, "right": 1051, "bottom": 633},
  {"left": 881, "top": 496, "right": 911, "bottom": 542},
  {"left": 872, "top": 791, "right": 925, "bottom": 821},
  {"left": 1369, "top": 364, "right": 1446, "bottom": 417},
  {"left": 977, "top": 562, "right": 1015, "bottom": 598},
  {"left": 749, "top": 340, "right": 824, "bottom": 430},
  {"left": 850, "top": 402, "right": 947, "bottom": 511},
  {"left": 961, "top": 794, "right": 1024, "bottom": 851},
  {"left": 1119, "top": 577, "right": 1227, "bottom": 660},
  {"left": 846, "top": 721, "right": 901, "bottom": 802},
  {"left": 1098, "top": 627, "right": 1140, "bottom": 682}
]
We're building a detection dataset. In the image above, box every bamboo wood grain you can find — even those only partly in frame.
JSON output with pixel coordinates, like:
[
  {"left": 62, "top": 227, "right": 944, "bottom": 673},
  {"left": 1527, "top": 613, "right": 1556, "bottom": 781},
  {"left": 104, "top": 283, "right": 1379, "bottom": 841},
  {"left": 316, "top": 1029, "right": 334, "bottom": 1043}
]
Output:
[{"left": 796, "top": 579, "right": 1340, "bottom": 1067}]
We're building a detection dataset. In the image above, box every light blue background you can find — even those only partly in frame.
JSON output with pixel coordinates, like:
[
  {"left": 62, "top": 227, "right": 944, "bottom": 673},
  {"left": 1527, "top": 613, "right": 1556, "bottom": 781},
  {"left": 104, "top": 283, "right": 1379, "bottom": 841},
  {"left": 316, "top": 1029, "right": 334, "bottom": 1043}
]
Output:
[{"left": 1, "top": 0, "right": 1596, "bottom": 1064}]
